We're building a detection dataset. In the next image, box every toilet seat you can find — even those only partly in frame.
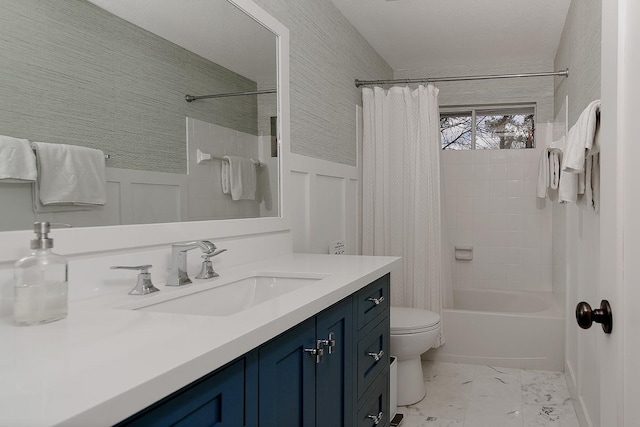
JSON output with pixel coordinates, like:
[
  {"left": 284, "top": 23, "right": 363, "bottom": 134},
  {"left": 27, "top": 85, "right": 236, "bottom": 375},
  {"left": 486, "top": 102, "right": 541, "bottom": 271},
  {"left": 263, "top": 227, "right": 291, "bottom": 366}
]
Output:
[{"left": 390, "top": 307, "right": 441, "bottom": 335}]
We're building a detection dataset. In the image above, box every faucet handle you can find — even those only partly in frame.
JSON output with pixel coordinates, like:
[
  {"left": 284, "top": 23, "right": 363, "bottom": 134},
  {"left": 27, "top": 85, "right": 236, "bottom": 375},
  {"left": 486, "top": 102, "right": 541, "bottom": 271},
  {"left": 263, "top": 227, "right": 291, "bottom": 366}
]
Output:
[{"left": 110, "top": 265, "right": 160, "bottom": 295}]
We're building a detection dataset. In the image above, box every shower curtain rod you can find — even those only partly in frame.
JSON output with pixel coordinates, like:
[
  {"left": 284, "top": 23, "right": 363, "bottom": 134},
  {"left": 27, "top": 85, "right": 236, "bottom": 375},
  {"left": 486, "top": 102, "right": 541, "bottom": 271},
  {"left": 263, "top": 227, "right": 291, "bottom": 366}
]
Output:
[
  {"left": 354, "top": 68, "right": 569, "bottom": 88},
  {"left": 185, "top": 88, "right": 276, "bottom": 102}
]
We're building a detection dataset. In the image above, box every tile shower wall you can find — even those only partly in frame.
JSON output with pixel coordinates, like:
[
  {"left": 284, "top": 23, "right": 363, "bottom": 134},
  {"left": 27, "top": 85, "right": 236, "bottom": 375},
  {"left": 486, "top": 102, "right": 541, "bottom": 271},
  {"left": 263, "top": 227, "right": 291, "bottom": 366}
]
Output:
[
  {"left": 187, "top": 118, "right": 263, "bottom": 221},
  {"left": 442, "top": 145, "right": 552, "bottom": 292}
]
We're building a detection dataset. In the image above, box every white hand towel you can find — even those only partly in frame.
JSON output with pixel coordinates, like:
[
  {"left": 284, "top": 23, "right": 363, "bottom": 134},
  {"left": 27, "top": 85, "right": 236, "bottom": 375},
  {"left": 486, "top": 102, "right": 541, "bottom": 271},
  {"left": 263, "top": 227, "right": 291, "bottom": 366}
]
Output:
[
  {"left": 562, "top": 100, "right": 601, "bottom": 174},
  {"left": 221, "top": 161, "right": 230, "bottom": 195},
  {"left": 0, "top": 135, "right": 37, "bottom": 182},
  {"left": 223, "top": 155, "right": 257, "bottom": 201},
  {"left": 31, "top": 142, "right": 106, "bottom": 212},
  {"left": 536, "top": 148, "right": 550, "bottom": 199},
  {"left": 558, "top": 169, "right": 578, "bottom": 204}
]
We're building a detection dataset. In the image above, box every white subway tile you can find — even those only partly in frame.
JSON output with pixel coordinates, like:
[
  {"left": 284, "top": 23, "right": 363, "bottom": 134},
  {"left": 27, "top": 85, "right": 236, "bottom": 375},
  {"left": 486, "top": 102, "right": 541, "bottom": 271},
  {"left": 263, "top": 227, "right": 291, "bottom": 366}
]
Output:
[
  {"left": 490, "top": 247, "right": 508, "bottom": 264},
  {"left": 442, "top": 150, "right": 459, "bottom": 165},
  {"left": 490, "top": 164, "right": 508, "bottom": 180},
  {"left": 491, "top": 230, "right": 508, "bottom": 247},
  {"left": 455, "top": 261, "right": 474, "bottom": 279},
  {"left": 490, "top": 180, "right": 508, "bottom": 197},
  {"left": 473, "top": 229, "right": 493, "bottom": 247},
  {"left": 523, "top": 230, "right": 541, "bottom": 248},
  {"left": 506, "top": 214, "right": 524, "bottom": 232},
  {"left": 522, "top": 247, "right": 541, "bottom": 265},
  {"left": 473, "top": 246, "right": 492, "bottom": 263},
  {"left": 457, "top": 213, "right": 473, "bottom": 230},
  {"left": 473, "top": 164, "right": 491, "bottom": 181},
  {"left": 489, "top": 197, "right": 507, "bottom": 214},
  {"left": 473, "top": 180, "right": 492, "bottom": 198},
  {"left": 454, "top": 229, "right": 473, "bottom": 245},
  {"left": 504, "top": 247, "right": 521, "bottom": 265},
  {"left": 458, "top": 150, "right": 475, "bottom": 164},
  {"left": 507, "top": 179, "right": 524, "bottom": 197},
  {"left": 473, "top": 150, "right": 492, "bottom": 164},
  {"left": 504, "top": 231, "right": 523, "bottom": 247},
  {"left": 489, "top": 214, "right": 509, "bottom": 230},
  {"left": 506, "top": 163, "right": 524, "bottom": 180},
  {"left": 457, "top": 197, "right": 474, "bottom": 213},
  {"left": 474, "top": 263, "right": 493, "bottom": 280},
  {"left": 507, "top": 150, "right": 524, "bottom": 162},
  {"left": 473, "top": 197, "right": 492, "bottom": 214},
  {"left": 490, "top": 150, "right": 508, "bottom": 163},
  {"left": 472, "top": 214, "right": 492, "bottom": 230},
  {"left": 505, "top": 264, "right": 522, "bottom": 282}
]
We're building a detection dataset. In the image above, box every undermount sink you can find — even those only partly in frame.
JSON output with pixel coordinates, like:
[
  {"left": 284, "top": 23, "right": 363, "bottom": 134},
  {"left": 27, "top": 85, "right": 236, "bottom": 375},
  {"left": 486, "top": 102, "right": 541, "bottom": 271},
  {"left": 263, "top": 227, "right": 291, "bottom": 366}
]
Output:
[{"left": 131, "top": 272, "right": 328, "bottom": 317}]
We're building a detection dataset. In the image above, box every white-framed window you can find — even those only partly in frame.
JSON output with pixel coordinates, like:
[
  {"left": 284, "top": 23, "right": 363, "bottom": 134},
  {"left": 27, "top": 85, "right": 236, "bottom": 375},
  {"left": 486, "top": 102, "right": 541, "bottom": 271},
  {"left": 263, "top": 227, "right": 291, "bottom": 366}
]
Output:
[{"left": 440, "top": 104, "right": 536, "bottom": 150}]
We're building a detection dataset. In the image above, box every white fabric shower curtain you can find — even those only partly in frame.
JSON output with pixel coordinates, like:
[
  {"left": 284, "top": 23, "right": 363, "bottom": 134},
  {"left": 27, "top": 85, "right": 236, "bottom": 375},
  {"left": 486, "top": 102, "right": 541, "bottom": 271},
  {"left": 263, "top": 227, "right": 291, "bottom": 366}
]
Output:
[{"left": 362, "top": 85, "right": 451, "bottom": 347}]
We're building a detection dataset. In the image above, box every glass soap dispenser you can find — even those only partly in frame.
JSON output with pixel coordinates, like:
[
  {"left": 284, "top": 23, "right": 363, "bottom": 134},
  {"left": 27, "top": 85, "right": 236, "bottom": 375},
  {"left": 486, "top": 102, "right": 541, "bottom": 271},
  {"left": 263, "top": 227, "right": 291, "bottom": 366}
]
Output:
[{"left": 14, "top": 222, "right": 69, "bottom": 326}]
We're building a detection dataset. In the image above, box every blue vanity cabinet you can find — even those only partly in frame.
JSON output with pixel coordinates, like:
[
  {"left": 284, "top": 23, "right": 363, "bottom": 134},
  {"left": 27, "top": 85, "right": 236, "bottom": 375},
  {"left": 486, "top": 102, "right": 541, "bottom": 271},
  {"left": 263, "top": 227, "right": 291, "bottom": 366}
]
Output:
[
  {"left": 258, "top": 317, "right": 317, "bottom": 426},
  {"left": 116, "top": 353, "right": 258, "bottom": 427},
  {"left": 258, "top": 296, "right": 354, "bottom": 427}
]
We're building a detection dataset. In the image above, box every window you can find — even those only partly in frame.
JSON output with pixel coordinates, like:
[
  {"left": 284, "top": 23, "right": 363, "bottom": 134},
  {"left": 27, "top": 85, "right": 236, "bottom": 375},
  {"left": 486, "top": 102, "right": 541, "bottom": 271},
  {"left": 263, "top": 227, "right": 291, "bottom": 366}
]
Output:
[{"left": 440, "top": 105, "right": 535, "bottom": 150}]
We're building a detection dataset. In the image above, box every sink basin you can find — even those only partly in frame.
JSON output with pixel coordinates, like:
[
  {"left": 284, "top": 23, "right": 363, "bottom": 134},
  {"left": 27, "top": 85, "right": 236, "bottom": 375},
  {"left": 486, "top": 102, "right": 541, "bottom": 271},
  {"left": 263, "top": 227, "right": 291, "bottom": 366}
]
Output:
[{"left": 133, "top": 273, "right": 327, "bottom": 317}]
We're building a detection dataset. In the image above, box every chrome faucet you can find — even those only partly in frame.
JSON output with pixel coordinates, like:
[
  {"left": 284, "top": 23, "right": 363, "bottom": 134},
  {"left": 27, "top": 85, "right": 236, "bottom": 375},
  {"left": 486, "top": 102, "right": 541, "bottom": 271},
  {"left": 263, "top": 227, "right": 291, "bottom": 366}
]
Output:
[{"left": 168, "top": 241, "right": 216, "bottom": 286}]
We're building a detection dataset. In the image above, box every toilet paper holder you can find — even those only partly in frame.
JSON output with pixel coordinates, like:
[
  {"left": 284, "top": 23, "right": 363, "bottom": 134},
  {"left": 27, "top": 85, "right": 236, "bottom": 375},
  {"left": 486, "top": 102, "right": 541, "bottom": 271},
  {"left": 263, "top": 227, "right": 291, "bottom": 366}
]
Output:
[{"left": 454, "top": 245, "right": 473, "bottom": 261}]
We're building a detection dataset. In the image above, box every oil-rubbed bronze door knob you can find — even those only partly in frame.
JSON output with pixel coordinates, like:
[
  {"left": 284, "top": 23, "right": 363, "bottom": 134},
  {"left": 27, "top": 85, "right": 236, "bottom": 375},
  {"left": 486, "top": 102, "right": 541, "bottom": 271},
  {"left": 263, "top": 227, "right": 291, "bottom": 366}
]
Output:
[{"left": 576, "top": 300, "right": 613, "bottom": 334}]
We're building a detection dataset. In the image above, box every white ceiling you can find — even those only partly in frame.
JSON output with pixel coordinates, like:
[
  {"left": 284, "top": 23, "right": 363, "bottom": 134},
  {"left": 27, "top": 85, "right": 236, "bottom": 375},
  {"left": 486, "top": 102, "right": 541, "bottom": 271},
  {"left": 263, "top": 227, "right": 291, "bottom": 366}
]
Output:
[
  {"left": 87, "top": 0, "right": 277, "bottom": 85},
  {"left": 329, "top": 0, "right": 571, "bottom": 71}
]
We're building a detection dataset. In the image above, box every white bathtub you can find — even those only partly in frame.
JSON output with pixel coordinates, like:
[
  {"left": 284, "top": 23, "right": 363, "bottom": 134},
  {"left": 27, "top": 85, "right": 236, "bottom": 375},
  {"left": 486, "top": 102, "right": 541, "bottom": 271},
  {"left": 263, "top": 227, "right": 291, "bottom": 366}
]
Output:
[{"left": 424, "top": 289, "right": 565, "bottom": 371}]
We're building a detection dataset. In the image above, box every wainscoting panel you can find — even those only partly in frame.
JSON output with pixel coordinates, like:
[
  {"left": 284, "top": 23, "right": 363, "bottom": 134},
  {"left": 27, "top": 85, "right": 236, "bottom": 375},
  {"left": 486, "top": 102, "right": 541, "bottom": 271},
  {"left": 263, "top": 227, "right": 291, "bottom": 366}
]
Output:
[{"left": 289, "top": 154, "right": 360, "bottom": 255}]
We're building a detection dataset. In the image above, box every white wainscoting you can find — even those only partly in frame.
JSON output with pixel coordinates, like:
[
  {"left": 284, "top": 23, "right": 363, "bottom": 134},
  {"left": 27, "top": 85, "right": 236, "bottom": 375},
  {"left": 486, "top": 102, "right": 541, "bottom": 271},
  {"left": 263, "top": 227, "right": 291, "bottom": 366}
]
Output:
[
  {"left": 0, "top": 168, "right": 187, "bottom": 231},
  {"left": 289, "top": 153, "right": 360, "bottom": 255}
]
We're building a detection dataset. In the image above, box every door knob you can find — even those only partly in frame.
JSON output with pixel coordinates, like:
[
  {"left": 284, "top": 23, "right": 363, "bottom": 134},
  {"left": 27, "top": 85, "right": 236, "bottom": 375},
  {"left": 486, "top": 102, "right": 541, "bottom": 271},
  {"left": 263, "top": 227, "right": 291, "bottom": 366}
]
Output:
[{"left": 575, "top": 300, "right": 612, "bottom": 334}]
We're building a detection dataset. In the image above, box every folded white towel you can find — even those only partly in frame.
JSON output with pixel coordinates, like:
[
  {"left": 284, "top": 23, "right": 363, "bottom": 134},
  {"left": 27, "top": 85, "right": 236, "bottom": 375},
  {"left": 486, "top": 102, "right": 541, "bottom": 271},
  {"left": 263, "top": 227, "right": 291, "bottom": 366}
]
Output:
[
  {"left": 223, "top": 155, "right": 257, "bottom": 201},
  {"left": 562, "top": 100, "right": 601, "bottom": 174},
  {"left": 221, "top": 161, "right": 230, "bottom": 195},
  {"left": 0, "top": 135, "right": 37, "bottom": 182},
  {"left": 31, "top": 142, "right": 106, "bottom": 212}
]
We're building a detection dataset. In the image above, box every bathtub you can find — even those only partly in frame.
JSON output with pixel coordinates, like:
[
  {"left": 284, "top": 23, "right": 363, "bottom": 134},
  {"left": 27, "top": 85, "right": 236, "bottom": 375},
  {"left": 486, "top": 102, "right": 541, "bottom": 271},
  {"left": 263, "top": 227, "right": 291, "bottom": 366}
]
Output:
[{"left": 424, "top": 289, "right": 565, "bottom": 371}]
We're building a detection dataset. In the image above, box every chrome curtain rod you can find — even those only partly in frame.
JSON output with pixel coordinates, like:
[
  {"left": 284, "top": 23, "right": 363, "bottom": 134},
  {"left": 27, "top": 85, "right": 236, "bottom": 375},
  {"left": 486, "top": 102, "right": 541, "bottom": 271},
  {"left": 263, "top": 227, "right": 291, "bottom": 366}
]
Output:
[
  {"left": 354, "top": 69, "right": 569, "bottom": 88},
  {"left": 185, "top": 88, "right": 276, "bottom": 102}
]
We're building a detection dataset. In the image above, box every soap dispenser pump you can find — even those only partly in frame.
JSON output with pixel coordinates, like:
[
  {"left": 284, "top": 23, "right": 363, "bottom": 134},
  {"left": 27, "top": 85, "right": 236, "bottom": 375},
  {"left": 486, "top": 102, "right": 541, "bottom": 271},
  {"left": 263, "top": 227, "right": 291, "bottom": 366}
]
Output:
[{"left": 14, "top": 222, "right": 70, "bottom": 326}]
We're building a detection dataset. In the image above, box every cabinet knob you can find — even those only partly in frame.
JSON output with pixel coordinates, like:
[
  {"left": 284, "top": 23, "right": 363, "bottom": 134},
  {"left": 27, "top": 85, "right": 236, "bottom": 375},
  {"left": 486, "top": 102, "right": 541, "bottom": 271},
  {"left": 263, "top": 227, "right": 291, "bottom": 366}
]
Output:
[
  {"left": 367, "top": 296, "right": 384, "bottom": 306},
  {"left": 367, "top": 411, "right": 384, "bottom": 425},
  {"left": 368, "top": 350, "right": 384, "bottom": 362},
  {"left": 304, "top": 344, "right": 324, "bottom": 364}
]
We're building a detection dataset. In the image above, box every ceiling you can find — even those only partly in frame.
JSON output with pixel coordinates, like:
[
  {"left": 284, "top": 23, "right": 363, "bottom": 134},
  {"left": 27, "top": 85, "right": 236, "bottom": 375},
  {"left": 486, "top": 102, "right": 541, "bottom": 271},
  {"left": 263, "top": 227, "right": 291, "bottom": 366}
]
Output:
[{"left": 329, "top": 0, "right": 572, "bottom": 71}]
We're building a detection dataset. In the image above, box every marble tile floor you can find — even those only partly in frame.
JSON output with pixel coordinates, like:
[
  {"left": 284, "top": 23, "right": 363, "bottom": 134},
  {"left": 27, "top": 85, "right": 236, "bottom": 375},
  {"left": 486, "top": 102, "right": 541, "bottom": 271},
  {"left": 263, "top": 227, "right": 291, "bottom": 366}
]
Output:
[{"left": 396, "top": 361, "right": 580, "bottom": 427}]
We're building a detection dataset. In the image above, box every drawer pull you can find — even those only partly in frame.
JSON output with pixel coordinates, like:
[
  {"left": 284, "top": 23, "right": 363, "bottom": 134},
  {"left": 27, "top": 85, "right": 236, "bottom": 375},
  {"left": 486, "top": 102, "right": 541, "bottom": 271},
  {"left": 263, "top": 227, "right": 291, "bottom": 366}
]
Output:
[
  {"left": 305, "top": 345, "right": 324, "bottom": 364},
  {"left": 367, "top": 296, "right": 385, "bottom": 306},
  {"left": 367, "top": 411, "right": 384, "bottom": 425},
  {"left": 367, "top": 350, "right": 384, "bottom": 362}
]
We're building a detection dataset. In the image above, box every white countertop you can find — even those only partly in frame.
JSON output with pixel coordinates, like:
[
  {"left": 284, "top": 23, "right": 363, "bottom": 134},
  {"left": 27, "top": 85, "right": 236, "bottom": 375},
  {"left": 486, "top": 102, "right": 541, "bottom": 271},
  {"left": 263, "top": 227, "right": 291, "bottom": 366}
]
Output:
[{"left": 0, "top": 254, "right": 400, "bottom": 427}]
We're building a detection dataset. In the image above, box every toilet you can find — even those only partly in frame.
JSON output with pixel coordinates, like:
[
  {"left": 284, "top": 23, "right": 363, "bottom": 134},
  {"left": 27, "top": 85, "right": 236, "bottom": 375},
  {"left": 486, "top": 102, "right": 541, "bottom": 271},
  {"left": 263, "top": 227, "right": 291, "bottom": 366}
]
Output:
[{"left": 390, "top": 307, "right": 442, "bottom": 406}]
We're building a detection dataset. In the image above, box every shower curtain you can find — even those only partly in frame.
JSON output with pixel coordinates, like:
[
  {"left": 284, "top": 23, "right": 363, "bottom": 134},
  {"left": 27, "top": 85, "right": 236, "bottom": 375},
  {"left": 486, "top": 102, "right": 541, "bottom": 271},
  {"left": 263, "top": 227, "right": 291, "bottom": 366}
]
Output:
[{"left": 362, "top": 85, "right": 451, "bottom": 347}]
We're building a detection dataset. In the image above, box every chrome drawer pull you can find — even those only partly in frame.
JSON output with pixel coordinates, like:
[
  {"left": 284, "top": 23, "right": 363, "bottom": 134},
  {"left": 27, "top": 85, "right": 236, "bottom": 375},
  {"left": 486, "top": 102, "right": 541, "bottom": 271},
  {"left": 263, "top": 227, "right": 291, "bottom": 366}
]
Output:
[
  {"left": 367, "top": 296, "right": 385, "bottom": 306},
  {"left": 304, "top": 345, "right": 324, "bottom": 364},
  {"left": 367, "top": 350, "right": 384, "bottom": 362},
  {"left": 367, "top": 411, "right": 384, "bottom": 425}
]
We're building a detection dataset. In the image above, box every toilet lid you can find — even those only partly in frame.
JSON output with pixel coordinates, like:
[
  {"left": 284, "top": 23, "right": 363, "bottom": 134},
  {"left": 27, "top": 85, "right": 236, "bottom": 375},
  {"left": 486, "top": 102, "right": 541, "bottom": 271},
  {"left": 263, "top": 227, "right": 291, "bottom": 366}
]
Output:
[{"left": 390, "top": 307, "right": 441, "bottom": 334}]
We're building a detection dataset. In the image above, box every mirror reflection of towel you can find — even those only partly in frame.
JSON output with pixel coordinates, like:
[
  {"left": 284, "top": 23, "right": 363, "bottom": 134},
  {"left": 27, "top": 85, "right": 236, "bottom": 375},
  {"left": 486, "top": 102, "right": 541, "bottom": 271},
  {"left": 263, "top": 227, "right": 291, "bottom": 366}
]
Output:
[
  {"left": 223, "top": 156, "right": 256, "bottom": 201},
  {"left": 0, "top": 135, "right": 37, "bottom": 182},
  {"left": 31, "top": 142, "right": 106, "bottom": 212}
]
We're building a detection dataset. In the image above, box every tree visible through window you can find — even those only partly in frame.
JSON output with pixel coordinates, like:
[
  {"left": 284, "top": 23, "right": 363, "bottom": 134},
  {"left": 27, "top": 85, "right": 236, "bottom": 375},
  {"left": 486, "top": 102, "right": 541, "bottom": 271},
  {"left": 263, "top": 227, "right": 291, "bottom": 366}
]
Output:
[{"left": 441, "top": 105, "right": 535, "bottom": 150}]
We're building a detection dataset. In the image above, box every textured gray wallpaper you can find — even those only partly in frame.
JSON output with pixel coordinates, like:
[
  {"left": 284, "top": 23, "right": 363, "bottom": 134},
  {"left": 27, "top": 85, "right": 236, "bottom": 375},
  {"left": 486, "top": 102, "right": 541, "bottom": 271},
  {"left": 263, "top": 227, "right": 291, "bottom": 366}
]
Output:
[
  {"left": 554, "top": 0, "right": 602, "bottom": 125},
  {"left": 252, "top": 0, "right": 393, "bottom": 166},
  {"left": 0, "top": 0, "right": 264, "bottom": 174}
]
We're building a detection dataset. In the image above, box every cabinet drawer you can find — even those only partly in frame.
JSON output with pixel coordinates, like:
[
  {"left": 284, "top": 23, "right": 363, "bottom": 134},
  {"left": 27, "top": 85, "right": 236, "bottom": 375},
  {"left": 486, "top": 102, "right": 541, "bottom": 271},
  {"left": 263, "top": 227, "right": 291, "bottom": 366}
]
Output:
[
  {"left": 356, "top": 274, "right": 390, "bottom": 330},
  {"left": 356, "top": 316, "right": 390, "bottom": 398},
  {"left": 356, "top": 371, "right": 390, "bottom": 427}
]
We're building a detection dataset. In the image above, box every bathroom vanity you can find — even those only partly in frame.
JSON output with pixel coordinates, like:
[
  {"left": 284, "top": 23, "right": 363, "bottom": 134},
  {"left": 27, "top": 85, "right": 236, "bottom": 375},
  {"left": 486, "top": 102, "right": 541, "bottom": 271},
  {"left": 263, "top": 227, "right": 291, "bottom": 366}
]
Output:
[{"left": 0, "top": 254, "right": 399, "bottom": 426}]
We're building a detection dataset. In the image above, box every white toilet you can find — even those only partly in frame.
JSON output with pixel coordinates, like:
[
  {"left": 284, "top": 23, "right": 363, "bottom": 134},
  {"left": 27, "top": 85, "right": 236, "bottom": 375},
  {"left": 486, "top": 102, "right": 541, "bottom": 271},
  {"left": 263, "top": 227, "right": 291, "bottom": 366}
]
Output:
[{"left": 390, "top": 307, "right": 442, "bottom": 406}]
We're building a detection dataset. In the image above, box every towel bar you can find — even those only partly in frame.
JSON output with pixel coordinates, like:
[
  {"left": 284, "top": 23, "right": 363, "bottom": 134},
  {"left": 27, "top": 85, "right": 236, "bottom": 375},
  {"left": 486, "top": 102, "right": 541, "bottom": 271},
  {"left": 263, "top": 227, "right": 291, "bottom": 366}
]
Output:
[{"left": 196, "top": 149, "right": 262, "bottom": 167}]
